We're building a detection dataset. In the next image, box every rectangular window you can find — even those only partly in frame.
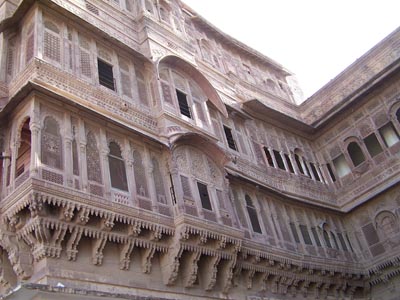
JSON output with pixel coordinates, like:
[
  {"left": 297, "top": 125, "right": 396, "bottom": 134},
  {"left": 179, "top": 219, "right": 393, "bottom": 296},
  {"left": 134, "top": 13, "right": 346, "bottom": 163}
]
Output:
[
  {"left": 223, "top": 125, "right": 237, "bottom": 151},
  {"left": 197, "top": 182, "right": 212, "bottom": 210},
  {"left": 311, "top": 227, "right": 322, "bottom": 246},
  {"left": 310, "top": 163, "right": 321, "bottom": 181},
  {"left": 364, "top": 133, "right": 383, "bottom": 157},
  {"left": 379, "top": 122, "right": 400, "bottom": 147},
  {"left": 284, "top": 154, "right": 294, "bottom": 173},
  {"left": 299, "top": 225, "right": 313, "bottom": 245},
  {"left": 263, "top": 147, "right": 274, "bottom": 166},
  {"left": 337, "top": 232, "right": 348, "bottom": 251},
  {"left": 273, "top": 150, "right": 285, "bottom": 170},
  {"left": 333, "top": 154, "right": 351, "bottom": 178},
  {"left": 98, "top": 58, "right": 115, "bottom": 90},
  {"left": 326, "top": 163, "right": 336, "bottom": 182},
  {"left": 176, "top": 90, "right": 192, "bottom": 118},
  {"left": 289, "top": 222, "right": 300, "bottom": 243}
]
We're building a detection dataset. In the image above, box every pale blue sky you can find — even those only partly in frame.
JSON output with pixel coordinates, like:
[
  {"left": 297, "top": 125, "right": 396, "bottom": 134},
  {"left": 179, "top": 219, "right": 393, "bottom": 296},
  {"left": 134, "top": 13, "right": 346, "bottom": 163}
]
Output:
[{"left": 183, "top": 0, "right": 399, "bottom": 99}]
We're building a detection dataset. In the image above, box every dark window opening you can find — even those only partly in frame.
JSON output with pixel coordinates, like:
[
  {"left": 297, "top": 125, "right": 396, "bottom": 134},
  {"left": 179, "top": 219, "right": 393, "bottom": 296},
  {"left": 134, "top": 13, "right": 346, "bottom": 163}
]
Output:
[
  {"left": 98, "top": 58, "right": 115, "bottom": 90},
  {"left": 245, "top": 195, "right": 262, "bottom": 233},
  {"left": 16, "top": 119, "right": 31, "bottom": 178},
  {"left": 295, "top": 154, "right": 304, "bottom": 174},
  {"left": 379, "top": 122, "right": 400, "bottom": 147},
  {"left": 72, "top": 139, "right": 79, "bottom": 176},
  {"left": 323, "top": 230, "right": 332, "bottom": 248},
  {"left": 197, "top": 182, "right": 212, "bottom": 210},
  {"left": 299, "top": 225, "right": 313, "bottom": 245},
  {"left": 263, "top": 147, "right": 274, "bottom": 166},
  {"left": 326, "top": 163, "right": 336, "bottom": 182},
  {"left": 347, "top": 142, "right": 365, "bottom": 167},
  {"left": 289, "top": 223, "right": 300, "bottom": 243},
  {"left": 396, "top": 108, "right": 400, "bottom": 123},
  {"left": 108, "top": 142, "right": 128, "bottom": 191},
  {"left": 273, "top": 150, "right": 285, "bottom": 170},
  {"left": 331, "top": 232, "right": 340, "bottom": 250},
  {"left": 364, "top": 133, "right": 383, "bottom": 157},
  {"left": 176, "top": 90, "right": 192, "bottom": 118},
  {"left": 284, "top": 154, "right": 294, "bottom": 173},
  {"left": 303, "top": 160, "right": 311, "bottom": 177},
  {"left": 223, "top": 125, "right": 237, "bottom": 151},
  {"left": 337, "top": 232, "right": 348, "bottom": 251},
  {"left": 345, "top": 233, "right": 354, "bottom": 252},
  {"left": 311, "top": 227, "right": 322, "bottom": 246},
  {"left": 310, "top": 163, "right": 321, "bottom": 181}
]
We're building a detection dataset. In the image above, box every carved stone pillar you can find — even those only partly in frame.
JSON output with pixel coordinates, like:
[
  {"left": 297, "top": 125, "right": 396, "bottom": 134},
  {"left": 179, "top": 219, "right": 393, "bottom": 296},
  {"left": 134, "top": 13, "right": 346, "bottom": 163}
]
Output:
[
  {"left": 124, "top": 140, "right": 135, "bottom": 206},
  {"left": 9, "top": 141, "right": 18, "bottom": 190},
  {"left": 99, "top": 129, "right": 111, "bottom": 198},
  {"left": 168, "top": 155, "right": 184, "bottom": 215},
  {"left": 29, "top": 122, "right": 40, "bottom": 178}
]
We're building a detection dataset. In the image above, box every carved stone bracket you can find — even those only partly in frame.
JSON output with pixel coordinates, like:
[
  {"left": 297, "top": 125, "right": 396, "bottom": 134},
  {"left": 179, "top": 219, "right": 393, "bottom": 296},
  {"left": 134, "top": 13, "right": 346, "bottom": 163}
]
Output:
[
  {"left": 161, "top": 245, "right": 184, "bottom": 286},
  {"left": 119, "top": 240, "right": 134, "bottom": 270},
  {"left": 141, "top": 246, "right": 156, "bottom": 274},
  {"left": 66, "top": 227, "right": 83, "bottom": 261},
  {"left": 183, "top": 251, "right": 201, "bottom": 288},
  {"left": 204, "top": 255, "right": 221, "bottom": 291},
  {"left": 92, "top": 236, "right": 107, "bottom": 265}
]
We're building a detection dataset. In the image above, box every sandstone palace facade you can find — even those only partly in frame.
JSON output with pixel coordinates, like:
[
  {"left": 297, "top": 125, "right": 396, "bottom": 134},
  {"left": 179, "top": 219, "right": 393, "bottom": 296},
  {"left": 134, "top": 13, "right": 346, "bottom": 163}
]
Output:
[{"left": 0, "top": 0, "right": 399, "bottom": 299}]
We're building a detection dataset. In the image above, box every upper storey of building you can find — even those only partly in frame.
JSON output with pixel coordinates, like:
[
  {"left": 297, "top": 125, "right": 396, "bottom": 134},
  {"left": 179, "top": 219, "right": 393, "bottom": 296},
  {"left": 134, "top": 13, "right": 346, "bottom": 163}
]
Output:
[{"left": 0, "top": 0, "right": 399, "bottom": 213}]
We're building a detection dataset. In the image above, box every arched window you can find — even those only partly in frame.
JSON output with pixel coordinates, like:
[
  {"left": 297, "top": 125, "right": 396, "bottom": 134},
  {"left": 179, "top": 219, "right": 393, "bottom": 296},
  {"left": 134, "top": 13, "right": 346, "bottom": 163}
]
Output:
[
  {"left": 86, "top": 131, "right": 102, "bottom": 184},
  {"left": 108, "top": 142, "right": 128, "bottom": 191},
  {"left": 41, "top": 117, "right": 63, "bottom": 170},
  {"left": 347, "top": 141, "right": 365, "bottom": 167},
  {"left": 396, "top": 107, "right": 400, "bottom": 123},
  {"left": 245, "top": 195, "right": 262, "bottom": 233},
  {"left": 16, "top": 119, "right": 31, "bottom": 178},
  {"left": 376, "top": 211, "right": 398, "bottom": 239}
]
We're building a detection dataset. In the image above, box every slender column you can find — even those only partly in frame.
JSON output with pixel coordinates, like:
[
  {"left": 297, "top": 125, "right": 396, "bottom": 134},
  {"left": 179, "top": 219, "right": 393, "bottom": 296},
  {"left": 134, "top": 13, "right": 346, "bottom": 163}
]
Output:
[
  {"left": 63, "top": 114, "right": 73, "bottom": 188},
  {"left": 29, "top": 122, "right": 40, "bottom": 178},
  {"left": 99, "top": 129, "right": 111, "bottom": 199},
  {"left": 124, "top": 139, "right": 135, "bottom": 206}
]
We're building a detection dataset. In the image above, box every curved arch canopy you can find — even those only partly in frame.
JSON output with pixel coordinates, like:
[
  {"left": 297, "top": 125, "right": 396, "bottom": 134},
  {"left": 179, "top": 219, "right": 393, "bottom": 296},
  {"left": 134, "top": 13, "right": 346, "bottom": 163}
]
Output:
[{"left": 157, "top": 55, "right": 228, "bottom": 118}]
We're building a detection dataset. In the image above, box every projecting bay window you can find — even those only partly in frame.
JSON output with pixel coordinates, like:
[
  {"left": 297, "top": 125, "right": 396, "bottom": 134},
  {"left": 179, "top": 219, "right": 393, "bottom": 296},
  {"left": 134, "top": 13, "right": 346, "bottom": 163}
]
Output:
[
  {"left": 98, "top": 58, "right": 115, "bottom": 90},
  {"left": 197, "top": 181, "right": 212, "bottom": 210},
  {"left": 223, "top": 125, "right": 237, "bottom": 151},
  {"left": 176, "top": 89, "right": 192, "bottom": 118}
]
